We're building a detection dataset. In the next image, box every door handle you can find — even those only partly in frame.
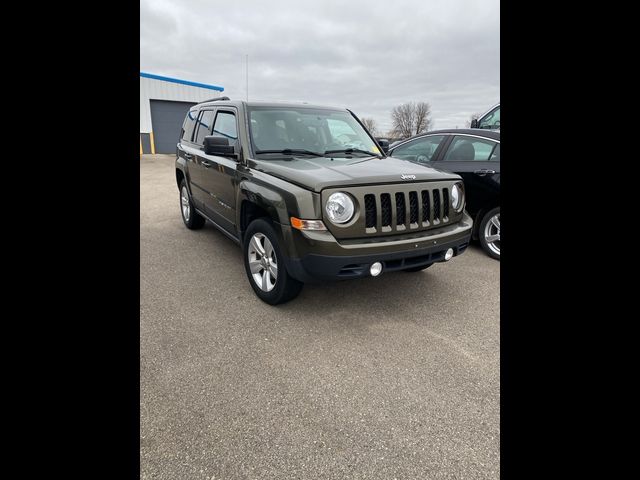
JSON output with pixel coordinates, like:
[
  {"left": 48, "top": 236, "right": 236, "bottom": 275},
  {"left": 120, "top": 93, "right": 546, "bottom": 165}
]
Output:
[
  {"left": 202, "top": 160, "right": 212, "bottom": 168},
  {"left": 474, "top": 169, "right": 495, "bottom": 176}
]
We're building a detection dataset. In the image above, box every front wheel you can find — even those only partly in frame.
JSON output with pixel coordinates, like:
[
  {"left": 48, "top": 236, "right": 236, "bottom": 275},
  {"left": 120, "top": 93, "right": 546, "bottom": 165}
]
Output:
[
  {"left": 243, "top": 218, "right": 303, "bottom": 305},
  {"left": 479, "top": 207, "right": 500, "bottom": 260}
]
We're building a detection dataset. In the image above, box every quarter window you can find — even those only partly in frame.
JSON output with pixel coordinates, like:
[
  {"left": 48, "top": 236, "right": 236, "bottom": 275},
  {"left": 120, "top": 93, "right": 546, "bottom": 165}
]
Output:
[
  {"left": 194, "top": 110, "right": 215, "bottom": 145},
  {"left": 443, "top": 136, "right": 499, "bottom": 162},
  {"left": 213, "top": 111, "right": 238, "bottom": 139},
  {"left": 391, "top": 135, "right": 445, "bottom": 163}
]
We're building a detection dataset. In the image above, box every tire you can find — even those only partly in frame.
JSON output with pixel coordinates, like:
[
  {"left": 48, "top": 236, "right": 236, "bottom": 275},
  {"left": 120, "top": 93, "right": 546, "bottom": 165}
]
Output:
[
  {"left": 179, "top": 180, "right": 205, "bottom": 230},
  {"left": 243, "top": 218, "right": 303, "bottom": 305},
  {"left": 404, "top": 263, "right": 433, "bottom": 272},
  {"left": 479, "top": 207, "right": 500, "bottom": 260}
]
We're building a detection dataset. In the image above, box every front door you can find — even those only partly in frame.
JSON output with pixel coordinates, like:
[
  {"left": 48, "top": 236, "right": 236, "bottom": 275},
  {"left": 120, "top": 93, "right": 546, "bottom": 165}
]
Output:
[
  {"left": 433, "top": 135, "right": 500, "bottom": 217},
  {"left": 196, "top": 109, "right": 240, "bottom": 233}
]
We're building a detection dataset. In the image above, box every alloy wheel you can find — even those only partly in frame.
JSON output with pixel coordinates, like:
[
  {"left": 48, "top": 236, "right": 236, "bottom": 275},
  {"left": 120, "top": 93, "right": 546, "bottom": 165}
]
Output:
[
  {"left": 247, "top": 233, "right": 278, "bottom": 292},
  {"left": 483, "top": 213, "right": 500, "bottom": 256},
  {"left": 181, "top": 186, "right": 190, "bottom": 222}
]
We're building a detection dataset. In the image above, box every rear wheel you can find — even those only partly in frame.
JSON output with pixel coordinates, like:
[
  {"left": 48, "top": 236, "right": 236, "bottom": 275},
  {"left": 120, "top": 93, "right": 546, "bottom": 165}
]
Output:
[
  {"left": 479, "top": 207, "right": 500, "bottom": 259},
  {"left": 243, "top": 218, "right": 303, "bottom": 305},
  {"left": 179, "top": 180, "right": 205, "bottom": 230}
]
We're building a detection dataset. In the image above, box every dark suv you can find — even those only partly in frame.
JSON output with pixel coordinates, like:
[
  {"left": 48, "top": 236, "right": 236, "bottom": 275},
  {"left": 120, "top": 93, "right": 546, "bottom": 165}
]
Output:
[{"left": 176, "top": 98, "right": 473, "bottom": 304}]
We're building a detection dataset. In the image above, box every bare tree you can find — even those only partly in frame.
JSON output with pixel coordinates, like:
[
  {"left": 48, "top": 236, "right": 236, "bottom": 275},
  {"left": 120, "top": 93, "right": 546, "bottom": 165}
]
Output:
[
  {"left": 360, "top": 117, "right": 378, "bottom": 136},
  {"left": 414, "top": 102, "right": 431, "bottom": 135},
  {"left": 466, "top": 112, "right": 482, "bottom": 128},
  {"left": 391, "top": 102, "right": 432, "bottom": 138}
]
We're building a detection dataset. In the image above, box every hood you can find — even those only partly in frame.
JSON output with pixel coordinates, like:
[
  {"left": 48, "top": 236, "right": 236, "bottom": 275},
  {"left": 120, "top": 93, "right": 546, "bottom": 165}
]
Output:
[{"left": 248, "top": 155, "right": 461, "bottom": 192}]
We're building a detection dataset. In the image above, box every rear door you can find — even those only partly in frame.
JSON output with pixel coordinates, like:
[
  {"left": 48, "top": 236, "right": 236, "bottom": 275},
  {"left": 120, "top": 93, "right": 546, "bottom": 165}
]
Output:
[
  {"left": 177, "top": 108, "right": 206, "bottom": 208},
  {"left": 188, "top": 109, "right": 216, "bottom": 214},
  {"left": 432, "top": 134, "right": 500, "bottom": 217}
]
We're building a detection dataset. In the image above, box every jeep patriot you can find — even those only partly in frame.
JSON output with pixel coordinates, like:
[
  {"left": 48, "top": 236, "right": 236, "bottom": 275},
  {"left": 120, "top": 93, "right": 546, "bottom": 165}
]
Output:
[{"left": 176, "top": 98, "right": 473, "bottom": 304}]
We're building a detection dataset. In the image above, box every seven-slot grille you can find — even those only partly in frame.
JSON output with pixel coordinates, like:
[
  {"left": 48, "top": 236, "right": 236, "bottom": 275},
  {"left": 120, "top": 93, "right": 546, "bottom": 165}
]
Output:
[{"left": 364, "top": 187, "right": 450, "bottom": 233}]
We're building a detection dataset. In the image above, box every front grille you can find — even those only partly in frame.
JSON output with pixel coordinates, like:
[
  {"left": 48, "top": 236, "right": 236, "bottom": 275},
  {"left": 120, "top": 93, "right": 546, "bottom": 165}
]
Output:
[
  {"left": 323, "top": 181, "right": 460, "bottom": 239},
  {"left": 360, "top": 184, "right": 455, "bottom": 235}
]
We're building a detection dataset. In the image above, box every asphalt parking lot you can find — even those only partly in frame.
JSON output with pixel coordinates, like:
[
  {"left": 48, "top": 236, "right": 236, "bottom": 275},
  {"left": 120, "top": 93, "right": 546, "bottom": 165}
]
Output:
[{"left": 140, "top": 154, "right": 500, "bottom": 479}]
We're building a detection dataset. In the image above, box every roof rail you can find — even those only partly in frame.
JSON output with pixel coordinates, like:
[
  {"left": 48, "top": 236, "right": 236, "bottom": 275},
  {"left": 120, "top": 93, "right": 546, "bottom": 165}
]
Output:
[{"left": 202, "top": 96, "right": 230, "bottom": 103}]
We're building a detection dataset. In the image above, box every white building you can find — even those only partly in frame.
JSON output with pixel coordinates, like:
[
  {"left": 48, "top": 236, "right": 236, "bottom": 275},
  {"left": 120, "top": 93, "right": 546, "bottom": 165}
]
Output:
[{"left": 140, "top": 72, "right": 224, "bottom": 154}]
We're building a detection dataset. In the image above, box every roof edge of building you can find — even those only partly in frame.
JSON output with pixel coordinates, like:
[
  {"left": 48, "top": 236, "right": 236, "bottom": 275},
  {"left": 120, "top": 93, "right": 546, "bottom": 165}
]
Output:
[{"left": 140, "top": 72, "right": 224, "bottom": 92}]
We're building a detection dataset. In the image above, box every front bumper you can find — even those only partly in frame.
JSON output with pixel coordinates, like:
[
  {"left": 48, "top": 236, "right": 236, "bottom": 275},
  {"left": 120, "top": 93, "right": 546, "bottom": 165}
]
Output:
[{"left": 282, "top": 211, "right": 473, "bottom": 282}]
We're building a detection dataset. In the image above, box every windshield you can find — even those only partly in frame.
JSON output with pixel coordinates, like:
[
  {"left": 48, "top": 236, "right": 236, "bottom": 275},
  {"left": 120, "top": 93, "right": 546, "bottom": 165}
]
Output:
[{"left": 248, "top": 106, "right": 380, "bottom": 157}]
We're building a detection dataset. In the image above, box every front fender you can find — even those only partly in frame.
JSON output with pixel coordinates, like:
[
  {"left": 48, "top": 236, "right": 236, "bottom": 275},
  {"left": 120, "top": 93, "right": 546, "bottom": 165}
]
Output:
[{"left": 236, "top": 174, "right": 321, "bottom": 259}]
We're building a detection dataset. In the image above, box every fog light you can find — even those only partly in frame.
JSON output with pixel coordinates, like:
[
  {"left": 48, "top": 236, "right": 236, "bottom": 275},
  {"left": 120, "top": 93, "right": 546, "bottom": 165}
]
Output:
[
  {"left": 370, "top": 262, "right": 383, "bottom": 276},
  {"left": 445, "top": 248, "right": 454, "bottom": 261}
]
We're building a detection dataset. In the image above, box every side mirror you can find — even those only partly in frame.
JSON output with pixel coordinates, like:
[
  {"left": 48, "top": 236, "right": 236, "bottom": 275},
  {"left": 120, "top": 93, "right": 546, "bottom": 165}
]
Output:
[
  {"left": 470, "top": 119, "right": 479, "bottom": 129},
  {"left": 204, "top": 136, "right": 236, "bottom": 157},
  {"left": 376, "top": 137, "right": 389, "bottom": 154}
]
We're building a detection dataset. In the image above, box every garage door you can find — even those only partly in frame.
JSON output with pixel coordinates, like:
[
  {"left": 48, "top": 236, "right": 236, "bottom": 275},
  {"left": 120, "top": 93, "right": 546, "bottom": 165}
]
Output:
[{"left": 150, "top": 100, "right": 197, "bottom": 154}]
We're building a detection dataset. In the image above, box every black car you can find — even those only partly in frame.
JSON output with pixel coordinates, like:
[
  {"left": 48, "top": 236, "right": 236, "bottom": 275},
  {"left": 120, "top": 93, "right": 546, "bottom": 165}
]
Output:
[{"left": 388, "top": 129, "right": 500, "bottom": 259}]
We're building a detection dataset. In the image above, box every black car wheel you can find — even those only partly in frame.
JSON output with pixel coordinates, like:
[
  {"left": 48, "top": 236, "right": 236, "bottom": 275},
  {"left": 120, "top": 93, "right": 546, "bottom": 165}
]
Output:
[
  {"left": 479, "top": 207, "right": 500, "bottom": 260},
  {"left": 243, "top": 218, "right": 303, "bottom": 305}
]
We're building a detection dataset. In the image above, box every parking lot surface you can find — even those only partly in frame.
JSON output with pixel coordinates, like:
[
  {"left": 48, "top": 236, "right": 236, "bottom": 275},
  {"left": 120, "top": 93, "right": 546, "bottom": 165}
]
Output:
[{"left": 140, "top": 154, "right": 500, "bottom": 479}]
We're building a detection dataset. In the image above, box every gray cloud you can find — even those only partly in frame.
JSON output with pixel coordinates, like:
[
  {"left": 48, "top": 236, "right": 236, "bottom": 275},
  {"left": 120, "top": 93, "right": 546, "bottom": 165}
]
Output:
[{"left": 141, "top": 0, "right": 499, "bottom": 133}]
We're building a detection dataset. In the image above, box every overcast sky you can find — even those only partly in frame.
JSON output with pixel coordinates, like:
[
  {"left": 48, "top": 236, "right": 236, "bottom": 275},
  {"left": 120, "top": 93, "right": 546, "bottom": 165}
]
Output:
[{"left": 141, "top": 0, "right": 499, "bottom": 134}]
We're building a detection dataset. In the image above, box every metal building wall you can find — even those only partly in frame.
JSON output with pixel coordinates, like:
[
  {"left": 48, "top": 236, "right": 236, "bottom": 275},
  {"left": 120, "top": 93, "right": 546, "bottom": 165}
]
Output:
[{"left": 140, "top": 76, "right": 222, "bottom": 134}]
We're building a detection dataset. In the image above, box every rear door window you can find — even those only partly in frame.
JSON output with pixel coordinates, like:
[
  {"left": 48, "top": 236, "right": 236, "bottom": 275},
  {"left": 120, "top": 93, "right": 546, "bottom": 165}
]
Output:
[{"left": 181, "top": 109, "right": 198, "bottom": 142}]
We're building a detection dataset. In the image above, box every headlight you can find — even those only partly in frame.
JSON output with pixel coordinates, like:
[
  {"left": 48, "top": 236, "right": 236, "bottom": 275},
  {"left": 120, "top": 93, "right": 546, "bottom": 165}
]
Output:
[
  {"left": 451, "top": 183, "right": 464, "bottom": 211},
  {"left": 325, "top": 192, "right": 355, "bottom": 224}
]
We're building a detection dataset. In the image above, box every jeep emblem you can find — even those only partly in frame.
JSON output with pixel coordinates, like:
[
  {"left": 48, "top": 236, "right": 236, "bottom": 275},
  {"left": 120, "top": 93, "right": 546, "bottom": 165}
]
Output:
[{"left": 401, "top": 174, "right": 416, "bottom": 180}]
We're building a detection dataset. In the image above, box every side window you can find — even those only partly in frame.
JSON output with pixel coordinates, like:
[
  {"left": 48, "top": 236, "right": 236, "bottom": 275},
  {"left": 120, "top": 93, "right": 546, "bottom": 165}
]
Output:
[
  {"left": 193, "top": 110, "right": 215, "bottom": 145},
  {"left": 181, "top": 109, "right": 198, "bottom": 142},
  {"left": 213, "top": 111, "right": 238, "bottom": 139},
  {"left": 443, "top": 136, "right": 498, "bottom": 162},
  {"left": 391, "top": 135, "right": 445, "bottom": 163},
  {"left": 478, "top": 106, "right": 500, "bottom": 129}
]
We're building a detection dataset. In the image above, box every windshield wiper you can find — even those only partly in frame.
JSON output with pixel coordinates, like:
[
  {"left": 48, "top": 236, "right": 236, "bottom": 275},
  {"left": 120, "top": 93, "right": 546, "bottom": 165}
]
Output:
[
  {"left": 255, "top": 149, "right": 324, "bottom": 156},
  {"left": 324, "top": 148, "right": 382, "bottom": 158}
]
